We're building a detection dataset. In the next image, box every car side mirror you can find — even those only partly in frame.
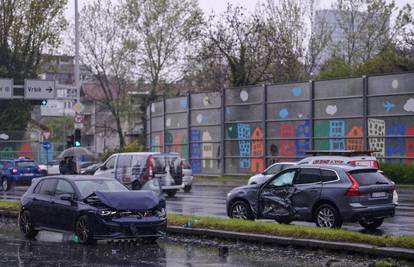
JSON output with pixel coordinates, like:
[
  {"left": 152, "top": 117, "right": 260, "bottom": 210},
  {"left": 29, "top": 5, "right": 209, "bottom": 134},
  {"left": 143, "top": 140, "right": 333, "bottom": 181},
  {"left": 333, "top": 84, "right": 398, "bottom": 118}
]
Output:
[
  {"left": 100, "top": 165, "right": 107, "bottom": 171},
  {"left": 262, "top": 171, "right": 267, "bottom": 175},
  {"left": 60, "top": 195, "right": 75, "bottom": 202}
]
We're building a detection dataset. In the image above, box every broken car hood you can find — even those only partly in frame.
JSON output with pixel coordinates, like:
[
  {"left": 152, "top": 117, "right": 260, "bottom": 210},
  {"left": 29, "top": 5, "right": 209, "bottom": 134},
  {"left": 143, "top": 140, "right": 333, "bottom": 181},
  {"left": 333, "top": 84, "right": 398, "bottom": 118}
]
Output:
[{"left": 94, "top": 190, "right": 159, "bottom": 210}]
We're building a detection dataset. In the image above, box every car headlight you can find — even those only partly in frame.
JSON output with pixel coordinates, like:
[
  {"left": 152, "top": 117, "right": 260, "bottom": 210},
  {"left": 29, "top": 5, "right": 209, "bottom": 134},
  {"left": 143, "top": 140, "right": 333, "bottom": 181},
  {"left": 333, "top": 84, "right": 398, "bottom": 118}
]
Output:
[
  {"left": 99, "top": 210, "right": 116, "bottom": 216},
  {"left": 156, "top": 208, "right": 166, "bottom": 218}
]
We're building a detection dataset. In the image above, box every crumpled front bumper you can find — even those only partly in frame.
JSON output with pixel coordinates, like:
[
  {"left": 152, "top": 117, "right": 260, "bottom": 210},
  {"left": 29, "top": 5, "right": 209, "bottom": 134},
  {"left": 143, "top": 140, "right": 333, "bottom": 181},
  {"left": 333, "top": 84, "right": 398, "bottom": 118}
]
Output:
[{"left": 92, "top": 215, "right": 167, "bottom": 240}]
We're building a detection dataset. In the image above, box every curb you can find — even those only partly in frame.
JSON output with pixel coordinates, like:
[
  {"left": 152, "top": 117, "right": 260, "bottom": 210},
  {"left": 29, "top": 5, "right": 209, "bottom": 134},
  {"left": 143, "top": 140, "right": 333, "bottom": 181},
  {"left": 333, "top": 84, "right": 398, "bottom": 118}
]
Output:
[{"left": 166, "top": 226, "right": 414, "bottom": 261}]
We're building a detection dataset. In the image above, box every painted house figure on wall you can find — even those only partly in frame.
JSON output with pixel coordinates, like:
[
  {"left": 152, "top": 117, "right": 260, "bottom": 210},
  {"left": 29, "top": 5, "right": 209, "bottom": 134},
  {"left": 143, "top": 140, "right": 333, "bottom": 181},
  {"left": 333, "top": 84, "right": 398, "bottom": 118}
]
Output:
[
  {"left": 368, "top": 118, "right": 386, "bottom": 158},
  {"left": 238, "top": 124, "right": 251, "bottom": 169},
  {"left": 329, "top": 120, "right": 345, "bottom": 150},
  {"left": 280, "top": 124, "right": 295, "bottom": 158},
  {"left": 251, "top": 128, "right": 264, "bottom": 173},
  {"left": 202, "top": 131, "right": 213, "bottom": 169},
  {"left": 190, "top": 129, "right": 202, "bottom": 173},
  {"left": 346, "top": 126, "right": 363, "bottom": 151}
]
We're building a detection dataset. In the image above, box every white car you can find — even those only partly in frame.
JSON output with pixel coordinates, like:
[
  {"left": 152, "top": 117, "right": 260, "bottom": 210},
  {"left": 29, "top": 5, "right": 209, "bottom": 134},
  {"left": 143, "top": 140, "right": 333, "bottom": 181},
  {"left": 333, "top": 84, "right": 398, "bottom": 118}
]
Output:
[
  {"left": 38, "top": 160, "right": 60, "bottom": 176},
  {"left": 247, "top": 162, "right": 296, "bottom": 185},
  {"left": 297, "top": 155, "right": 379, "bottom": 168}
]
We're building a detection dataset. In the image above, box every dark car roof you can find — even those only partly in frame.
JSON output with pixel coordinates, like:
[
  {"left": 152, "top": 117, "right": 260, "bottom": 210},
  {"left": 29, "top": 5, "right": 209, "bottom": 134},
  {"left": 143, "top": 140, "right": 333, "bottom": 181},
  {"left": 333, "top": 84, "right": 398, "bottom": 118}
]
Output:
[{"left": 285, "top": 164, "right": 377, "bottom": 172}]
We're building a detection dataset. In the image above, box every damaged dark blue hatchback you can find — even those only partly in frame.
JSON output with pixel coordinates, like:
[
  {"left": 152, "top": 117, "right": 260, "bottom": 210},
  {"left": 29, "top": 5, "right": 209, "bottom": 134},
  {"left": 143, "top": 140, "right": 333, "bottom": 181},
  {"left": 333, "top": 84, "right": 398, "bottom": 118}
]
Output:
[{"left": 19, "top": 176, "right": 167, "bottom": 244}]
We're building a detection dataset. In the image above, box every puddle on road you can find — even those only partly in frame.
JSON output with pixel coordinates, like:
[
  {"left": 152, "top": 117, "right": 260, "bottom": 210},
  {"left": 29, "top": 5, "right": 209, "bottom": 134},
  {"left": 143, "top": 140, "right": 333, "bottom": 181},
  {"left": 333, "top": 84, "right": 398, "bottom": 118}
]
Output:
[{"left": 0, "top": 219, "right": 411, "bottom": 267}]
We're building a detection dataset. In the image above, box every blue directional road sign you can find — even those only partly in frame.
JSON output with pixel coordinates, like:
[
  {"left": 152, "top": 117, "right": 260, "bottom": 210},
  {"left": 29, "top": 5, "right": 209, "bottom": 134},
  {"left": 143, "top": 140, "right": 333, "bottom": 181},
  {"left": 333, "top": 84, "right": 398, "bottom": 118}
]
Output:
[{"left": 42, "top": 141, "right": 51, "bottom": 150}]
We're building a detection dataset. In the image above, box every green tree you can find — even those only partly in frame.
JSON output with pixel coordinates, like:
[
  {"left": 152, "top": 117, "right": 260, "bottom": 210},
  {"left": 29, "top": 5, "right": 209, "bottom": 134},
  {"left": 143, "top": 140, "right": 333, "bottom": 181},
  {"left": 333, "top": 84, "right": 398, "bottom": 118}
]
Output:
[
  {"left": 318, "top": 57, "right": 352, "bottom": 79},
  {"left": 0, "top": 0, "right": 67, "bottom": 133}
]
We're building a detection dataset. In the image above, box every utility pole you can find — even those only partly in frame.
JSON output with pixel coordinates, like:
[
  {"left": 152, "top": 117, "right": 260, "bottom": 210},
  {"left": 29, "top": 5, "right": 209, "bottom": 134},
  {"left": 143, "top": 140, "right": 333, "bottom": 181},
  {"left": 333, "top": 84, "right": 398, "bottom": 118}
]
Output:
[{"left": 74, "top": 0, "right": 80, "bottom": 103}]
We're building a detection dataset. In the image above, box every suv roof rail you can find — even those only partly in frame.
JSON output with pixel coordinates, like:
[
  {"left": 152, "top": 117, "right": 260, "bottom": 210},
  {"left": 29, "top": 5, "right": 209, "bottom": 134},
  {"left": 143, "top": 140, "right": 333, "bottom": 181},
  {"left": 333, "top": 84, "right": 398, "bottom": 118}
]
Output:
[{"left": 305, "top": 150, "right": 378, "bottom": 156}]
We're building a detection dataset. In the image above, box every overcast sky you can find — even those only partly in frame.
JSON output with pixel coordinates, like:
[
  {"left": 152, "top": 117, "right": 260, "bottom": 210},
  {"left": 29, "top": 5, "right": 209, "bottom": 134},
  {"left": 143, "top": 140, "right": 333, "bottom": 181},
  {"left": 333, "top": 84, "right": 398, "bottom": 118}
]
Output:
[{"left": 65, "top": 0, "right": 413, "bottom": 21}]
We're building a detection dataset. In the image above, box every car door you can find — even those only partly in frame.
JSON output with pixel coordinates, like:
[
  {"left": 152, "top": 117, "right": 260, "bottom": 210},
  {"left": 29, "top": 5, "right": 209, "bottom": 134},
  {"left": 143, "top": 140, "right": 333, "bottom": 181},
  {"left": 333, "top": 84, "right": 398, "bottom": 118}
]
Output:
[
  {"left": 30, "top": 179, "right": 57, "bottom": 228},
  {"left": 50, "top": 179, "right": 78, "bottom": 231},
  {"left": 259, "top": 169, "right": 298, "bottom": 219},
  {"left": 115, "top": 154, "right": 133, "bottom": 185},
  {"left": 291, "top": 168, "right": 322, "bottom": 220},
  {"left": 95, "top": 155, "right": 117, "bottom": 178}
]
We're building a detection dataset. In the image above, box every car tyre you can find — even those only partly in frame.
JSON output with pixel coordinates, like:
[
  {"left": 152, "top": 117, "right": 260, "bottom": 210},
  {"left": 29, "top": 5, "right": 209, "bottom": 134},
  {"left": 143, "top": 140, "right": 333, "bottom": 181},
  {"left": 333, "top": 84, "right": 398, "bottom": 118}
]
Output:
[
  {"left": 358, "top": 218, "right": 384, "bottom": 230},
  {"left": 229, "top": 200, "right": 255, "bottom": 220},
  {"left": 166, "top": 190, "right": 177, "bottom": 197},
  {"left": 75, "top": 215, "right": 96, "bottom": 245},
  {"left": 315, "top": 204, "right": 342, "bottom": 228},
  {"left": 19, "top": 210, "right": 38, "bottom": 239},
  {"left": 1, "top": 177, "right": 11, "bottom": 191},
  {"left": 132, "top": 181, "right": 141, "bottom": 190},
  {"left": 275, "top": 217, "right": 293, "bottom": 224},
  {"left": 183, "top": 185, "right": 192, "bottom": 193}
]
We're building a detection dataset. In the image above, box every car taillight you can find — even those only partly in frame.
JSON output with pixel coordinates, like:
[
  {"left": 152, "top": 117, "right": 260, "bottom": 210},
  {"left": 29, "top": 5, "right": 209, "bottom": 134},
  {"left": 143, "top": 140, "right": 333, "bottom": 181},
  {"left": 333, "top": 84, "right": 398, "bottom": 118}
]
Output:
[
  {"left": 11, "top": 168, "right": 18, "bottom": 174},
  {"left": 373, "top": 160, "right": 379, "bottom": 169},
  {"left": 147, "top": 156, "right": 154, "bottom": 177},
  {"left": 345, "top": 173, "right": 368, "bottom": 197},
  {"left": 180, "top": 160, "right": 184, "bottom": 177}
]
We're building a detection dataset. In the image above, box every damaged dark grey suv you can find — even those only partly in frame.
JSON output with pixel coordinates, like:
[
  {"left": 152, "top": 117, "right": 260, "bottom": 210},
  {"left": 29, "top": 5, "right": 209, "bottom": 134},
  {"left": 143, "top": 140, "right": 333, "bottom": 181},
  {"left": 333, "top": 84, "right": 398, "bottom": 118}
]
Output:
[{"left": 226, "top": 165, "right": 396, "bottom": 229}]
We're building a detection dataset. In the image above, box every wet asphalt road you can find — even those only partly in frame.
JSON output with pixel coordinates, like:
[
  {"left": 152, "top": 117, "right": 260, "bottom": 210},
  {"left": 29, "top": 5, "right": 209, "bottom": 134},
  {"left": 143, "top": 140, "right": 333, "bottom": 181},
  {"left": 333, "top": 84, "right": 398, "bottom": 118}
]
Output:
[
  {"left": 1, "top": 182, "right": 414, "bottom": 236},
  {"left": 165, "top": 183, "right": 414, "bottom": 237},
  {"left": 0, "top": 219, "right": 409, "bottom": 267}
]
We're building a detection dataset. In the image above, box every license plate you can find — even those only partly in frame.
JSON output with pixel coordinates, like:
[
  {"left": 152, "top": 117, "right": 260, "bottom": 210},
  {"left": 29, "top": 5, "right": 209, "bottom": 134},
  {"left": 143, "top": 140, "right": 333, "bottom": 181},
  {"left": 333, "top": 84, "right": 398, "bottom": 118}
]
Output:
[
  {"left": 371, "top": 192, "right": 386, "bottom": 198},
  {"left": 23, "top": 173, "right": 33, "bottom": 176}
]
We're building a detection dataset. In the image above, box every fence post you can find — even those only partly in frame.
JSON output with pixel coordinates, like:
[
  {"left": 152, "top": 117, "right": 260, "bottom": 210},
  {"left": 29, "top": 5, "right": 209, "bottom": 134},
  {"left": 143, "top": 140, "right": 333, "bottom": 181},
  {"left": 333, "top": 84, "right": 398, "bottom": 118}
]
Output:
[
  {"left": 309, "top": 80, "right": 315, "bottom": 151},
  {"left": 263, "top": 84, "right": 267, "bottom": 167},
  {"left": 221, "top": 89, "right": 226, "bottom": 175},
  {"left": 187, "top": 92, "right": 191, "bottom": 161},
  {"left": 362, "top": 75, "right": 368, "bottom": 151},
  {"left": 162, "top": 96, "right": 166, "bottom": 152}
]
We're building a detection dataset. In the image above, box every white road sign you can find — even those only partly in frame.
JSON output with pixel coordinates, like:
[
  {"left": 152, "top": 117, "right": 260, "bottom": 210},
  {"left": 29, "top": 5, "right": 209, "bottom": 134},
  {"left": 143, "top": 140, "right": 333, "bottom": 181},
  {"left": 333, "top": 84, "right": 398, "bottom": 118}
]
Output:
[
  {"left": 24, "top": 79, "right": 55, "bottom": 99},
  {"left": 0, "top": 78, "right": 13, "bottom": 99},
  {"left": 56, "top": 85, "right": 78, "bottom": 100}
]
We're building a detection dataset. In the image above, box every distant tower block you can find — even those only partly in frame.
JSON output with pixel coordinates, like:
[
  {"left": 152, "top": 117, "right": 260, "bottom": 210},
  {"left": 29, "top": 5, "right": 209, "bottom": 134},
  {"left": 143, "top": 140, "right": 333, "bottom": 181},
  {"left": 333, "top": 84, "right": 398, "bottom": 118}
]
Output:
[
  {"left": 238, "top": 124, "right": 251, "bottom": 169},
  {"left": 346, "top": 126, "right": 363, "bottom": 151},
  {"left": 251, "top": 128, "right": 264, "bottom": 173},
  {"left": 406, "top": 127, "right": 414, "bottom": 164},
  {"left": 172, "top": 131, "right": 183, "bottom": 155},
  {"left": 280, "top": 124, "right": 295, "bottom": 158},
  {"left": 202, "top": 131, "right": 213, "bottom": 169},
  {"left": 295, "top": 120, "right": 311, "bottom": 157},
  {"left": 190, "top": 129, "right": 202, "bottom": 173}
]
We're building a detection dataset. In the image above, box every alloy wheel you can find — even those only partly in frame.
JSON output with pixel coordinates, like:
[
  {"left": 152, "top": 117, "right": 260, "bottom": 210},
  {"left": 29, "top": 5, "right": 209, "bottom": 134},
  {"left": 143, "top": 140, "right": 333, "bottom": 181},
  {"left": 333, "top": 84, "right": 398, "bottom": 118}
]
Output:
[
  {"left": 317, "top": 207, "right": 335, "bottom": 228},
  {"left": 19, "top": 212, "right": 30, "bottom": 234},
  {"left": 76, "top": 218, "right": 90, "bottom": 243},
  {"left": 2, "top": 179, "right": 8, "bottom": 191},
  {"left": 231, "top": 203, "right": 248, "bottom": 219}
]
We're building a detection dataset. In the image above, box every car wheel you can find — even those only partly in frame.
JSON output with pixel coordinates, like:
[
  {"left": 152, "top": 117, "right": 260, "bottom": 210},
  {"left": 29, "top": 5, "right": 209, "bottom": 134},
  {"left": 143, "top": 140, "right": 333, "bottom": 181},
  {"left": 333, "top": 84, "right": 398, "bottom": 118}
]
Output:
[
  {"left": 229, "top": 201, "right": 254, "bottom": 220},
  {"left": 183, "top": 185, "right": 192, "bottom": 193},
  {"left": 275, "top": 217, "right": 293, "bottom": 224},
  {"left": 19, "top": 210, "right": 38, "bottom": 239},
  {"left": 1, "top": 177, "right": 10, "bottom": 191},
  {"left": 358, "top": 218, "right": 384, "bottom": 230},
  {"left": 166, "top": 190, "right": 177, "bottom": 197},
  {"left": 75, "top": 216, "right": 96, "bottom": 245},
  {"left": 40, "top": 170, "right": 48, "bottom": 176},
  {"left": 315, "top": 204, "right": 342, "bottom": 228}
]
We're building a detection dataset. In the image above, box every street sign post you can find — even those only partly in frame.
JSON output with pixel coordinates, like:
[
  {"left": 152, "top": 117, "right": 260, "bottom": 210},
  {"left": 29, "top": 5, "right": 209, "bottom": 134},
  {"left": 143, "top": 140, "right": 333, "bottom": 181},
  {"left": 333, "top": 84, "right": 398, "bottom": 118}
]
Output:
[
  {"left": 24, "top": 79, "right": 55, "bottom": 99},
  {"left": 0, "top": 79, "right": 13, "bottom": 99}
]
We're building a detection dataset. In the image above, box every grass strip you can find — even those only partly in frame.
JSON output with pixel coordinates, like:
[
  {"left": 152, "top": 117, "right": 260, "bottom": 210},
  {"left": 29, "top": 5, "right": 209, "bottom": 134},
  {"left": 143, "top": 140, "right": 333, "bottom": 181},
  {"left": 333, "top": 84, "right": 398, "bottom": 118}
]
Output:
[
  {"left": 0, "top": 201, "right": 20, "bottom": 210},
  {"left": 168, "top": 213, "right": 414, "bottom": 250}
]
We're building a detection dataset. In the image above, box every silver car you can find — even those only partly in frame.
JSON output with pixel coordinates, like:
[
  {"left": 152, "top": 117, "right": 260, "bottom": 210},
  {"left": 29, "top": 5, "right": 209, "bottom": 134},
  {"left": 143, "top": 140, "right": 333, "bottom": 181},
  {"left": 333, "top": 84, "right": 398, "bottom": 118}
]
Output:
[{"left": 248, "top": 162, "right": 296, "bottom": 185}]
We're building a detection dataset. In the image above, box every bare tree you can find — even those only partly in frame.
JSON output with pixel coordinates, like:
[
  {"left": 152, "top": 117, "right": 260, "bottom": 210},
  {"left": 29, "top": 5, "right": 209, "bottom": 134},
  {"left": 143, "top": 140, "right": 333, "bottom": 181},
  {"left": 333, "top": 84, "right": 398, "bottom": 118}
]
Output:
[
  {"left": 125, "top": 0, "right": 202, "bottom": 97},
  {"left": 79, "top": 0, "right": 136, "bottom": 147}
]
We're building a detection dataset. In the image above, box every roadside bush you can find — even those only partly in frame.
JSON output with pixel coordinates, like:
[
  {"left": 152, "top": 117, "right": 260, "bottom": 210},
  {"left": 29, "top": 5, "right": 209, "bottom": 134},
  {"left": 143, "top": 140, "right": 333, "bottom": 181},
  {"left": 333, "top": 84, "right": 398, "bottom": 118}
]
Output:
[
  {"left": 380, "top": 162, "right": 414, "bottom": 185},
  {"left": 100, "top": 140, "right": 145, "bottom": 161}
]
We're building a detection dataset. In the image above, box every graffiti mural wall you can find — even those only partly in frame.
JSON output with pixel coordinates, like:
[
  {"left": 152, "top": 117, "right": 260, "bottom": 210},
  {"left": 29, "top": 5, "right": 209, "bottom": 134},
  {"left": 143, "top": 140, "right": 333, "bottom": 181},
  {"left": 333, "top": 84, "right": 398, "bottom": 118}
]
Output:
[{"left": 148, "top": 72, "right": 414, "bottom": 175}]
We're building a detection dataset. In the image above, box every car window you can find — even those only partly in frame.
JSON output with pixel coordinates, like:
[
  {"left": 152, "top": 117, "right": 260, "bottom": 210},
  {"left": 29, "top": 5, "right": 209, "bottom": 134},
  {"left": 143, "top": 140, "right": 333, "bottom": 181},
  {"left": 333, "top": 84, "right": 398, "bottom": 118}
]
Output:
[
  {"left": 75, "top": 179, "right": 128, "bottom": 198},
  {"left": 16, "top": 161, "right": 36, "bottom": 167},
  {"left": 295, "top": 168, "right": 321, "bottom": 185},
  {"left": 33, "top": 182, "right": 42, "bottom": 194},
  {"left": 348, "top": 170, "right": 390, "bottom": 186},
  {"left": 266, "top": 164, "right": 281, "bottom": 174},
  {"left": 55, "top": 179, "right": 75, "bottom": 197},
  {"left": 321, "top": 169, "right": 338, "bottom": 182},
  {"left": 132, "top": 155, "right": 146, "bottom": 167},
  {"left": 269, "top": 170, "right": 297, "bottom": 187},
  {"left": 38, "top": 179, "right": 57, "bottom": 196},
  {"left": 117, "top": 155, "right": 132, "bottom": 168},
  {"left": 141, "top": 178, "right": 161, "bottom": 195},
  {"left": 105, "top": 156, "right": 116, "bottom": 169}
]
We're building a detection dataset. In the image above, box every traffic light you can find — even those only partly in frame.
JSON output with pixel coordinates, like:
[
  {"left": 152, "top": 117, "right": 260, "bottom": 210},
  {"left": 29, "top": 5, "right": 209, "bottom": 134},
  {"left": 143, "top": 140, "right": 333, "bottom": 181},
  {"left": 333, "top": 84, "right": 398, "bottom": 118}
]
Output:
[
  {"left": 28, "top": 99, "right": 48, "bottom": 106},
  {"left": 74, "top": 129, "right": 81, "bottom": 147},
  {"left": 41, "top": 99, "right": 47, "bottom": 106},
  {"left": 66, "top": 135, "right": 74, "bottom": 148}
]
